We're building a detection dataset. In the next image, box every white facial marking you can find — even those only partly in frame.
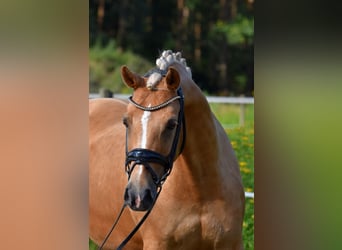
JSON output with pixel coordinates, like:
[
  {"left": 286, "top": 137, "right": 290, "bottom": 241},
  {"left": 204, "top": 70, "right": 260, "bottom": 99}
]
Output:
[
  {"left": 137, "top": 164, "right": 144, "bottom": 176},
  {"left": 140, "top": 106, "right": 151, "bottom": 148}
]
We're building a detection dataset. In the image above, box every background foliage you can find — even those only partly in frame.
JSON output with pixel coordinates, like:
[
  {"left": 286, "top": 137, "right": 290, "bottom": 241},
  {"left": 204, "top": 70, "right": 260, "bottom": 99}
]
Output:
[
  {"left": 89, "top": 0, "right": 254, "bottom": 96},
  {"left": 89, "top": 40, "right": 154, "bottom": 93}
]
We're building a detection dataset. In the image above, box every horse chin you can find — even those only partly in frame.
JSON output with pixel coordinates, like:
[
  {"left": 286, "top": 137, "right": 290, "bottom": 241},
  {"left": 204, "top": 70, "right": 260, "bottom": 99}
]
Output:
[{"left": 129, "top": 204, "right": 151, "bottom": 212}]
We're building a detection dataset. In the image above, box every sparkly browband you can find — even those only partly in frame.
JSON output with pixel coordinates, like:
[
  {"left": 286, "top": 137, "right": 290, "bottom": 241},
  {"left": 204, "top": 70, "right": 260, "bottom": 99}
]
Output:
[{"left": 128, "top": 95, "right": 182, "bottom": 112}]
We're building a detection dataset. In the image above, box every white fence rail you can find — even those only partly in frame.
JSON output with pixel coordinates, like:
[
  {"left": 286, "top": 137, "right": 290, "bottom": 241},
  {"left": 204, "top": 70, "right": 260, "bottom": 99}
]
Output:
[
  {"left": 206, "top": 96, "right": 254, "bottom": 104},
  {"left": 89, "top": 93, "right": 254, "bottom": 126},
  {"left": 89, "top": 93, "right": 254, "bottom": 104},
  {"left": 245, "top": 192, "right": 254, "bottom": 199}
]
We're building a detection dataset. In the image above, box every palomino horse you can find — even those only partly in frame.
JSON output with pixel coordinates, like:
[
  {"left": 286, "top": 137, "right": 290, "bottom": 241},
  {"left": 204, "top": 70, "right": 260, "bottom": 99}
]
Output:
[{"left": 89, "top": 50, "right": 245, "bottom": 250}]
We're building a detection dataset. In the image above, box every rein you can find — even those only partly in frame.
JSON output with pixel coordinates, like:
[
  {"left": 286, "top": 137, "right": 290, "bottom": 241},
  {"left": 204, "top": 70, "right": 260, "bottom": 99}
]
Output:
[
  {"left": 98, "top": 88, "right": 185, "bottom": 250},
  {"left": 98, "top": 187, "right": 162, "bottom": 250}
]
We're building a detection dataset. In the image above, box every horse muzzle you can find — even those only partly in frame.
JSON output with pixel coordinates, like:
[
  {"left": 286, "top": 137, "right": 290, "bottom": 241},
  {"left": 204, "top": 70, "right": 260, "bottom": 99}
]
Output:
[{"left": 124, "top": 183, "right": 157, "bottom": 211}]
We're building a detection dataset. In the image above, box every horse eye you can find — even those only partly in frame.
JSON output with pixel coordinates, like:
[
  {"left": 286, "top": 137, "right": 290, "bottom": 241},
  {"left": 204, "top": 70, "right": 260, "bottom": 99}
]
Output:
[{"left": 166, "top": 119, "right": 178, "bottom": 130}]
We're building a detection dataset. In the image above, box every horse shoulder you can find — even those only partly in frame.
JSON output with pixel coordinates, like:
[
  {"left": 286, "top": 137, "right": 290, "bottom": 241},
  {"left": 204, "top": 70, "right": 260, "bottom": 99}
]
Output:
[
  {"left": 89, "top": 98, "right": 127, "bottom": 125},
  {"left": 90, "top": 98, "right": 127, "bottom": 138},
  {"left": 89, "top": 98, "right": 128, "bottom": 163}
]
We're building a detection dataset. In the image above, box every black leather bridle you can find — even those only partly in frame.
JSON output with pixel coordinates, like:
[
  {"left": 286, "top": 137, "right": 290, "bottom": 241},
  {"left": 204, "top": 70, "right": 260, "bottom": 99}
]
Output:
[
  {"left": 97, "top": 87, "right": 186, "bottom": 250},
  {"left": 125, "top": 87, "right": 186, "bottom": 187}
]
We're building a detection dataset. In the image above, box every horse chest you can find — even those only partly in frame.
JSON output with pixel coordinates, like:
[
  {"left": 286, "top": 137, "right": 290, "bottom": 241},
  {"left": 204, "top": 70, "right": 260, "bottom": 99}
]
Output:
[{"left": 165, "top": 206, "right": 229, "bottom": 248}]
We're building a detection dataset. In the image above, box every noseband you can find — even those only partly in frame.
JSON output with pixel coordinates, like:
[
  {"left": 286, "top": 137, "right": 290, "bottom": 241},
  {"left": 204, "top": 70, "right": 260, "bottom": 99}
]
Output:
[{"left": 125, "top": 87, "right": 186, "bottom": 187}]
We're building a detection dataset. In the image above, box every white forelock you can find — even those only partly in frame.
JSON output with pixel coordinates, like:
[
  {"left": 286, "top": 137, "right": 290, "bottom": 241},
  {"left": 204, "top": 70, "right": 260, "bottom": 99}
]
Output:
[{"left": 156, "top": 50, "right": 192, "bottom": 78}]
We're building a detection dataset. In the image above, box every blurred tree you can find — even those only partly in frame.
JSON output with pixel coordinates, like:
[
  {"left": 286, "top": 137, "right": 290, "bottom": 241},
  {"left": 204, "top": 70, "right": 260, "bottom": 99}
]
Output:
[{"left": 89, "top": 0, "right": 254, "bottom": 96}]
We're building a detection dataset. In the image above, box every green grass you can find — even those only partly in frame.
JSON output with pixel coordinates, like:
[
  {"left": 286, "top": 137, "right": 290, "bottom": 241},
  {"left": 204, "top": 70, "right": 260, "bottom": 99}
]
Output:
[
  {"left": 225, "top": 126, "right": 254, "bottom": 249},
  {"left": 89, "top": 104, "right": 254, "bottom": 250},
  {"left": 89, "top": 239, "right": 96, "bottom": 250},
  {"left": 210, "top": 103, "right": 254, "bottom": 129}
]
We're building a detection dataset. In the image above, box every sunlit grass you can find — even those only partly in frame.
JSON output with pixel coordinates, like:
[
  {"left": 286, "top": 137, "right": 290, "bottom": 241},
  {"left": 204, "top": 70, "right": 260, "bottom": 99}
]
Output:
[
  {"left": 89, "top": 239, "right": 96, "bottom": 250},
  {"left": 226, "top": 125, "right": 254, "bottom": 249},
  {"left": 210, "top": 103, "right": 254, "bottom": 129}
]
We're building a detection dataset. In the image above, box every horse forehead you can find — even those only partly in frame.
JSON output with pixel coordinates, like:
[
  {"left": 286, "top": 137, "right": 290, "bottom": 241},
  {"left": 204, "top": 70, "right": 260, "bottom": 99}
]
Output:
[
  {"left": 127, "top": 94, "right": 178, "bottom": 123},
  {"left": 131, "top": 88, "right": 176, "bottom": 107}
]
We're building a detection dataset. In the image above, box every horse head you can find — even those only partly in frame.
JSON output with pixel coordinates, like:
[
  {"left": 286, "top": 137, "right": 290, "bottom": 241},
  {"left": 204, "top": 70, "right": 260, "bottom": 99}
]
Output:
[{"left": 120, "top": 65, "right": 185, "bottom": 211}]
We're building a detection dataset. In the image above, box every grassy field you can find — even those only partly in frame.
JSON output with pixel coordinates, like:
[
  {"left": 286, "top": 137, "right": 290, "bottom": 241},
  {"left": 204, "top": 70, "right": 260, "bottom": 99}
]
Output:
[{"left": 90, "top": 104, "right": 254, "bottom": 250}]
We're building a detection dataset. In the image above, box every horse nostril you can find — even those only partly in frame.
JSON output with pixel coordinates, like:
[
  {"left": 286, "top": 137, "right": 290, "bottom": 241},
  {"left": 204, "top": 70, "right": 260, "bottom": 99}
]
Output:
[
  {"left": 124, "top": 186, "right": 155, "bottom": 211},
  {"left": 124, "top": 188, "right": 129, "bottom": 201},
  {"left": 124, "top": 188, "right": 136, "bottom": 207},
  {"left": 143, "top": 189, "right": 153, "bottom": 204}
]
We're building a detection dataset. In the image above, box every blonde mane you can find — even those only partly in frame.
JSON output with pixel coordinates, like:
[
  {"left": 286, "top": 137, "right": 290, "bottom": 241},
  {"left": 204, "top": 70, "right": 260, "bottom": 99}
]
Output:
[{"left": 146, "top": 50, "right": 192, "bottom": 90}]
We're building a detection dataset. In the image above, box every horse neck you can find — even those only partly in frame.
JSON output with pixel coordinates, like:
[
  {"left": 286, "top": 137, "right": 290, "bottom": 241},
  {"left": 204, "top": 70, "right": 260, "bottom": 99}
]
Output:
[{"left": 171, "top": 63, "right": 221, "bottom": 186}]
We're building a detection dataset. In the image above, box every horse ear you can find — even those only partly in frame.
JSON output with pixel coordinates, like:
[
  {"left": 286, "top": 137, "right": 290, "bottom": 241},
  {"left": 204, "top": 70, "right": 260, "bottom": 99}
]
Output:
[
  {"left": 121, "top": 66, "right": 144, "bottom": 89},
  {"left": 165, "top": 67, "right": 180, "bottom": 90}
]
